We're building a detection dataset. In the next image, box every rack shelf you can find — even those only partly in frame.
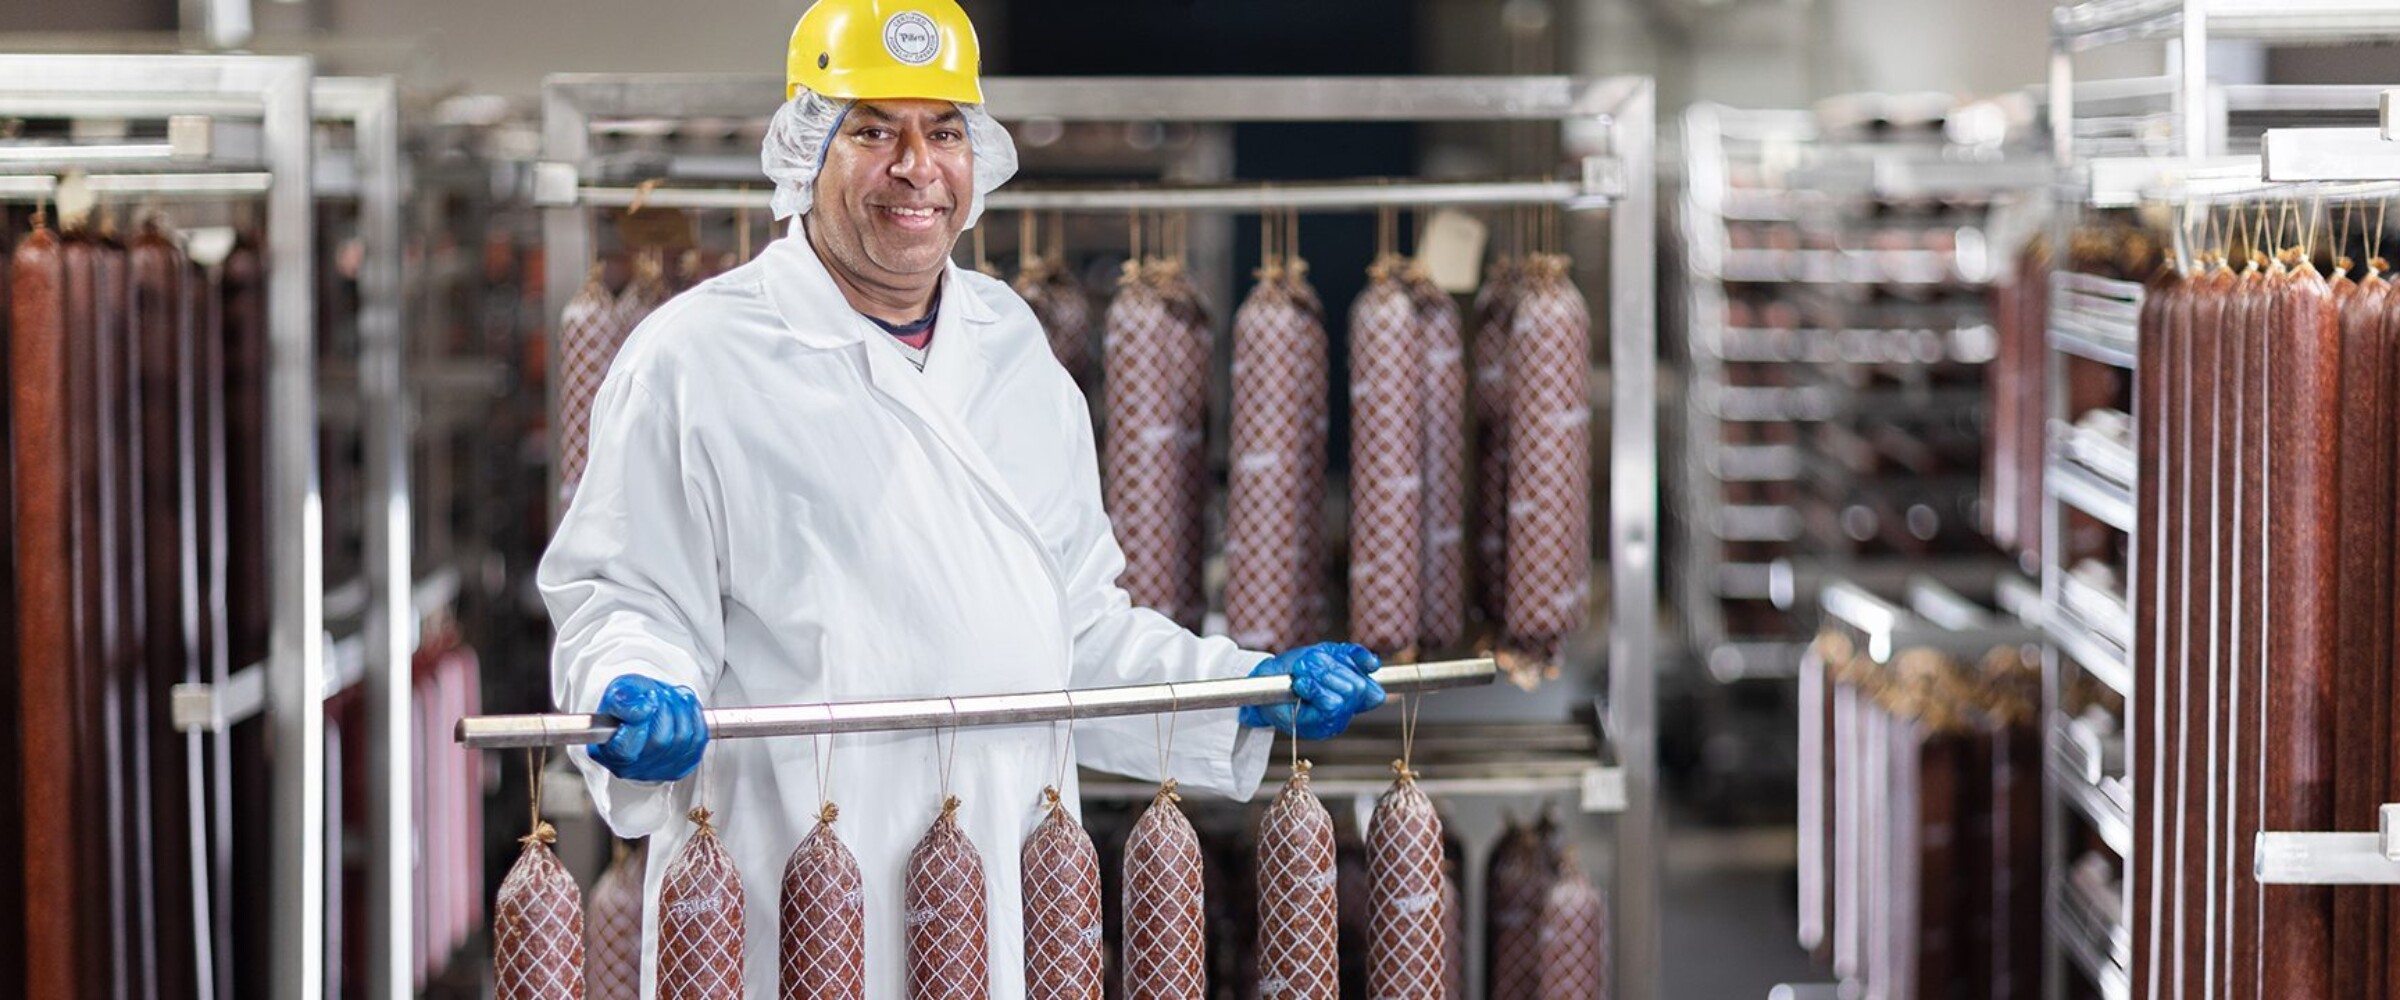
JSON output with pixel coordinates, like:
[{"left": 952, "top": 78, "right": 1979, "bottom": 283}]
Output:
[
  {"left": 2047, "top": 721, "right": 2134, "bottom": 856},
  {"left": 2046, "top": 594, "right": 2133, "bottom": 699}
]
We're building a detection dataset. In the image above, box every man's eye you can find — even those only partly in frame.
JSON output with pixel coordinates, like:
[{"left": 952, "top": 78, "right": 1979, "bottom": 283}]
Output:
[
  {"left": 855, "top": 127, "right": 891, "bottom": 141},
  {"left": 932, "top": 130, "right": 964, "bottom": 143}
]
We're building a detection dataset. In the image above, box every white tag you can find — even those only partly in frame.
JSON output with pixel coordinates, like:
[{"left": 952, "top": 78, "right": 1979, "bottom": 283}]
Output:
[
  {"left": 1415, "top": 208, "right": 1487, "bottom": 294},
  {"left": 54, "top": 171, "right": 95, "bottom": 231}
]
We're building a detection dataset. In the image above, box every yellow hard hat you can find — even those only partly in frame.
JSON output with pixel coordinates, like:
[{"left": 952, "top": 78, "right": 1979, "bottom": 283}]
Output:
[{"left": 785, "top": 0, "right": 983, "bottom": 105}]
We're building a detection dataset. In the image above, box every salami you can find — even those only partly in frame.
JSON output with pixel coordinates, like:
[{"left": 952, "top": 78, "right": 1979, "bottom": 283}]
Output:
[
  {"left": 905, "top": 796, "right": 989, "bottom": 1000},
  {"left": 1499, "top": 254, "right": 1592, "bottom": 671},
  {"left": 1408, "top": 266, "right": 1469, "bottom": 651},
  {"left": 1103, "top": 262, "right": 1206, "bottom": 630},
  {"left": 1022, "top": 788, "right": 1104, "bottom": 1000},
  {"left": 553, "top": 269, "right": 620, "bottom": 510},
  {"left": 494, "top": 822, "right": 585, "bottom": 1000},
  {"left": 1535, "top": 852, "right": 1609, "bottom": 1000},
  {"left": 1368, "top": 765, "right": 1445, "bottom": 1000},
  {"left": 1254, "top": 764, "right": 1337, "bottom": 1000},
  {"left": 781, "top": 805, "right": 865, "bottom": 1000},
  {"left": 585, "top": 840, "right": 646, "bottom": 1000},
  {"left": 2262, "top": 255, "right": 2338, "bottom": 999},
  {"left": 1225, "top": 260, "right": 1329, "bottom": 653},
  {"left": 1123, "top": 783, "right": 1204, "bottom": 1000},
  {"left": 1485, "top": 815, "right": 1553, "bottom": 1000},
  {"left": 1017, "top": 254, "right": 1097, "bottom": 388},
  {"left": 657, "top": 809, "right": 745, "bottom": 1000},
  {"left": 2330, "top": 264, "right": 2393, "bottom": 999},
  {"left": 1350, "top": 256, "right": 1426, "bottom": 656},
  {"left": 1469, "top": 260, "right": 1520, "bottom": 627}
]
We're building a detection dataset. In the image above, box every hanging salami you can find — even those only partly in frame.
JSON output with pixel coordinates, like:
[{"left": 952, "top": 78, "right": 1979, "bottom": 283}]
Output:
[
  {"left": 1017, "top": 254, "right": 1097, "bottom": 389},
  {"left": 657, "top": 809, "right": 746, "bottom": 1000},
  {"left": 1350, "top": 256, "right": 1426, "bottom": 657},
  {"left": 553, "top": 269, "right": 620, "bottom": 511},
  {"left": 1022, "top": 788, "right": 1104, "bottom": 1000},
  {"left": 1123, "top": 783, "right": 1205, "bottom": 1000},
  {"left": 1469, "top": 259, "right": 1521, "bottom": 628},
  {"left": 905, "top": 796, "right": 990, "bottom": 1000},
  {"left": 780, "top": 805, "right": 865, "bottom": 1000},
  {"left": 1103, "top": 261, "right": 1205, "bottom": 629},
  {"left": 1408, "top": 265, "right": 1469, "bottom": 651},
  {"left": 1486, "top": 814, "right": 1554, "bottom": 1000},
  {"left": 1368, "top": 764, "right": 1445, "bottom": 1000},
  {"left": 494, "top": 817, "right": 584, "bottom": 999},
  {"left": 585, "top": 840, "right": 646, "bottom": 1000},
  {"left": 1254, "top": 763, "right": 1337, "bottom": 1000},
  {"left": 1535, "top": 851, "right": 1609, "bottom": 1000},
  {"left": 1225, "top": 258, "right": 1328, "bottom": 653},
  {"left": 1499, "top": 254, "right": 1592, "bottom": 672}
]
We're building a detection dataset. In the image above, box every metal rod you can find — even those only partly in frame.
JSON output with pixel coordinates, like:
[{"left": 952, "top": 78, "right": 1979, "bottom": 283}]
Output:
[
  {"left": 548, "top": 178, "right": 1602, "bottom": 213},
  {"left": 457, "top": 658, "right": 1494, "bottom": 749},
  {"left": 0, "top": 171, "right": 273, "bottom": 202}
]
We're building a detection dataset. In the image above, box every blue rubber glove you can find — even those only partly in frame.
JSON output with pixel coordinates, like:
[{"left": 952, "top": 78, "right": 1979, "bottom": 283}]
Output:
[
  {"left": 1238, "top": 642, "right": 1386, "bottom": 741},
  {"left": 587, "top": 675, "right": 709, "bottom": 783}
]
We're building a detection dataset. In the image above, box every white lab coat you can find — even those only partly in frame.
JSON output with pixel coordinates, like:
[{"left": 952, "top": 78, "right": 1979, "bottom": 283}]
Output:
[{"left": 540, "top": 226, "right": 1273, "bottom": 1000}]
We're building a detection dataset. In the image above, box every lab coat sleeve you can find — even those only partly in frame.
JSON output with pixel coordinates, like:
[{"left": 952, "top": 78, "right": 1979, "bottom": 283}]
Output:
[
  {"left": 1049, "top": 383, "right": 1274, "bottom": 801},
  {"left": 540, "top": 372, "right": 731, "bottom": 838}
]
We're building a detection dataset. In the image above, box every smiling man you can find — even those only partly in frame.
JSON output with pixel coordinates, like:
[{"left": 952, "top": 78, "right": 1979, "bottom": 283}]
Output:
[{"left": 536, "top": 2, "right": 1388, "bottom": 997}]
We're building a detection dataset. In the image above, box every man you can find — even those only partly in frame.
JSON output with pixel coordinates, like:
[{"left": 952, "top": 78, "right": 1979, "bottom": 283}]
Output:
[{"left": 538, "top": 2, "right": 1387, "bottom": 997}]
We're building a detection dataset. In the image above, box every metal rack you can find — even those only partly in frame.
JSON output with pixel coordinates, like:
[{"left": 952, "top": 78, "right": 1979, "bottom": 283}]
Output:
[
  {"left": 2040, "top": 5, "right": 2400, "bottom": 997},
  {"left": 1678, "top": 103, "right": 2044, "bottom": 686},
  {"left": 535, "top": 72, "right": 1660, "bottom": 1000},
  {"left": 0, "top": 54, "right": 435, "bottom": 1000}
]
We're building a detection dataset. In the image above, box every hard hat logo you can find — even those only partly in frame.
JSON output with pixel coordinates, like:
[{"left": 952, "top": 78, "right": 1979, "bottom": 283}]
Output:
[{"left": 883, "top": 11, "right": 942, "bottom": 66}]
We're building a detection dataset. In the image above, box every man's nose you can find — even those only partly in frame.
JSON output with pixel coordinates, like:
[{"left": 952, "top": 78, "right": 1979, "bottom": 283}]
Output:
[{"left": 890, "top": 132, "right": 940, "bottom": 187}]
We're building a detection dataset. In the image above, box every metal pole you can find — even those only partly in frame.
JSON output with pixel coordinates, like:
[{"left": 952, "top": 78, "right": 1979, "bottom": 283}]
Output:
[
  {"left": 1607, "top": 77, "right": 1662, "bottom": 1000},
  {"left": 541, "top": 83, "right": 591, "bottom": 528},
  {"left": 260, "top": 55, "right": 327, "bottom": 1000},
  {"left": 321, "top": 75, "right": 415, "bottom": 1000},
  {"left": 457, "top": 658, "right": 1496, "bottom": 749}
]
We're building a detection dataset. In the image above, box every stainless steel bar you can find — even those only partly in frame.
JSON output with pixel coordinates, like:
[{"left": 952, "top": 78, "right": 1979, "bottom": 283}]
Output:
[
  {"left": 1608, "top": 77, "right": 1663, "bottom": 1000},
  {"left": 549, "top": 178, "right": 1601, "bottom": 213},
  {"left": 315, "top": 74, "right": 412, "bottom": 1000},
  {"left": 0, "top": 171, "right": 274, "bottom": 202},
  {"left": 457, "top": 658, "right": 1495, "bottom": 749}
]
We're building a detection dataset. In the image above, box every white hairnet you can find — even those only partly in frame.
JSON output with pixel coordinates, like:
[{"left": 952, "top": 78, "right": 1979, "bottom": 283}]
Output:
[{"left": 760, "top": 86, "right": 1018, "bottom": 229}]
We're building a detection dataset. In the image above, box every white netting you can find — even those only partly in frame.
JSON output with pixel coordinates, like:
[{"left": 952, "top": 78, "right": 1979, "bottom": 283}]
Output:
[
  {"left": 779, "top": 815, "right": 866, "bottom": 1000},
  {"left": 1367, "top": 776, "right": 1446, "bottom": 1000},
  {"left": 760, "top": 88, "right": 1018, "bottom": 228},
  {"left": 1124, "top": 791, "right": 1206, "bottom": 1000},
  {"left": 494, "top": 833, "right": 585, "bottom": 1000},
  {"left": 905, "top": 802, "right": 990, "bottom": 1000},
  {"left": 1254, "top": 769, "right": 1338, "bottom": 1000},
  {"left": 1021, "top": 799, "right": 1104, "bottom": 1000},
  {"left": 657, "top": 813, "right": 746, "bottom": 1000}
]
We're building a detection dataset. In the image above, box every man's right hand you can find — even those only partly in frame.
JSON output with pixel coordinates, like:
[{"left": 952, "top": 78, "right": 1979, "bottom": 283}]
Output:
[{"left": 588, "top": 675, "right": 709, "bottom": 783}]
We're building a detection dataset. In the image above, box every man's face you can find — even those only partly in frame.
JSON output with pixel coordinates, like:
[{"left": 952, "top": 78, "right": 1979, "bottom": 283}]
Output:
[{"left": 808, "top": 99, "right": 974, "bottom": 290}]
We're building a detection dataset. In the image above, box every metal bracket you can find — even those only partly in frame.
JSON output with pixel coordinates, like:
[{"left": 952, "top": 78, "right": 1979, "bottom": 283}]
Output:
[
  {"left": 2254, "top": 803, "right": 2400, "bottom": 884},
  {"left": 533, "top": 160, "right": 580, "bottom": 207}
]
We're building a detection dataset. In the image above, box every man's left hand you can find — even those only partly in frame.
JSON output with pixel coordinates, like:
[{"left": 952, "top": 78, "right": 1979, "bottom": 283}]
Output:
[{"left": 1238, "top": 642, "right": 1385, "bottom": 741}]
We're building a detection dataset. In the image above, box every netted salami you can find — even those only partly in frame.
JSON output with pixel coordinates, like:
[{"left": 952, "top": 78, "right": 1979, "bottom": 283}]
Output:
[
  {"left": 1535, "top": 852, "right": 1609, "bottom": 1000},
  {"left": 1499, "top": 254, "right": 1592, "bottom": 670},
  {"left": 586, "top": 840, "right": 646, "bottom": 1000},
  {"left": 1017, "top": 255, "right": 1098, "bottom": 388},
  {"left": 1255, "top": 763, "right": 1337, "bottom": 1000},
  {"left": 1124, "top": 783, "right": 1205, "bottom": 1000},
  {"left": 1103, "top": 261, "right": 1206, "bottom": 629},
  {"left": 657, "top": 809, "right": 745, "bottom": 1000},
  {"left": 1486, "top": 815, "right": 1556, "bottom": 1000},
  {"left": 1350, "top": 256, "right": 1426, "bottom": 656},
  {"left": 1368, "top": 766, "right": 1446, "bottom": 999},
  {"left": 780, "top": 805, "right": 865, "bottom": 1000},
  {"left": 1469, "top": 260, "right": 1521, "bottom": 627},
  {"left": 1408, "top": 265, "right": 1469, "bottom": 651},
  {"left": 906, "top": 796, "right": 990, "bottom": 1000},
  {"left": 553, "top": 269, "right": 619, "bottom": 510},
  {"left": 1225, "top": 260, "right": 1329, "bottom": 653},
  {"left": 495, "top": 822, "right": 585, "bottom": 1000},
  {"left": 1023, "top": 788, "right": 1104, "bottom": 1000}
]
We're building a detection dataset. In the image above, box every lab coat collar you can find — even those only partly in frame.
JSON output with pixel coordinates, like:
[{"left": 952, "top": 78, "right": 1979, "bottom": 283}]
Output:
[{"left": 763, "top": 216, "right": 998, "bottom": 354}]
